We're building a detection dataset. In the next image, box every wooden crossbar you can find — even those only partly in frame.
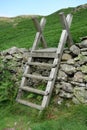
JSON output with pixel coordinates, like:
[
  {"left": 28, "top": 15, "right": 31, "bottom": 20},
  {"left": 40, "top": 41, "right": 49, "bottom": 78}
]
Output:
[
  {"left": 32, "top": 17, "right": 47, "bottom": 49},
  {"left": 59, "top": 12, "right": 73, "bottom": 47}
]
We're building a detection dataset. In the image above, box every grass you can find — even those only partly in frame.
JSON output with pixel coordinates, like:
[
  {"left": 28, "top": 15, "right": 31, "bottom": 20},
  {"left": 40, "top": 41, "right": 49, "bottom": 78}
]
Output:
[
  {"left": 0, "top": 8, "right": 87, "bottom": 50},
  {"left": 0, "top": 5, "right": 87, "bottom": 130},
  {"left": 0, "top": 103, "right": 87, "bottom": 130}
]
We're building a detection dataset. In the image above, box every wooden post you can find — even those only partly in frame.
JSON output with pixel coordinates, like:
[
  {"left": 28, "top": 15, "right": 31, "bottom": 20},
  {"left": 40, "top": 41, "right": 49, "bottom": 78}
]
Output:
[
  {"left": 59, "top": 12, "right": 73, "bottom": 47},
  {"left": 32, "top": 17, "right": 47, "bottom": 48},
  {"left": 41, "top": 30, "right": 68, "bottom": 108}
]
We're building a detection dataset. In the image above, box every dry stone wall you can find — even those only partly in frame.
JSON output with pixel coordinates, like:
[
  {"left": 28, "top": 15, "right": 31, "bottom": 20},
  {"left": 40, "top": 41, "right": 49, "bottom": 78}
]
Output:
[{"left": 0, "top": 38, "right": 87, "bottom": 105}]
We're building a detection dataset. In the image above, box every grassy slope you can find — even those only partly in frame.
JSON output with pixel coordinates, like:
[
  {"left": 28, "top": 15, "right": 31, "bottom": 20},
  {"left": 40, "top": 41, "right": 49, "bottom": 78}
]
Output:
[
  {"left": 0, "top": 103, "right": 87, "bottom": 130},
  {"left": 0, "top": 6, "right": 87, "bottom": 130},
  {"left": 0, "top": 8, "right": 87, "bottom": 50}
]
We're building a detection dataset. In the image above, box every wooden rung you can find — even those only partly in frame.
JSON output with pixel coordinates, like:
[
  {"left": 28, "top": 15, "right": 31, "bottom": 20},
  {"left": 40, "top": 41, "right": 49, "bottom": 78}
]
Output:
[
  {"left": 32, "top": 48, "right": 57, "bottom": 53},
  {"left": 23, "top": 74, "right": 53, "bottom": 81},
  {"left": 20, "top": 86, "right": 49, "bottom": 96},
  {"left": 30, "top": 52, "right": 56, "bottom": 58},
  {"left": 27, "top": 62, "right": 56, "bottom": 68},
  {"left": 16, "top": 99, "right": 43, "bottom": 110}
]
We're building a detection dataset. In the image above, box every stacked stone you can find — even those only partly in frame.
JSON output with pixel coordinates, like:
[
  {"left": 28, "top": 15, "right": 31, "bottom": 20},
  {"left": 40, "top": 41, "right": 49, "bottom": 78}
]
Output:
[
  {"left": 0, "top": 37, "right": 87, "bottom": 105},
  {"left": 0, "top": 46, "right": 30, "bottom": 87},
  {"left": 56, "top": 37, "right": 87, "bottom": 105}
]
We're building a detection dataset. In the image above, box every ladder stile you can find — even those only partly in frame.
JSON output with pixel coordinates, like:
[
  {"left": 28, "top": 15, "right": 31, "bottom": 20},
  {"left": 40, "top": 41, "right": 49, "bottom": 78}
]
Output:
[{"left": 17, "top": 12, "right": 73, "bottom": 110}]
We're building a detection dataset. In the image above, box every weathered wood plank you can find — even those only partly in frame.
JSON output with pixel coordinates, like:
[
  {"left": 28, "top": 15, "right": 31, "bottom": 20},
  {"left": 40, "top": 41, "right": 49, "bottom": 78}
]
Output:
[
  {"left": 32, "top": 17, "right": 46, "bottom": 32},
  {"left": 20, "top": 86, "right": 49, "bottom": 96},
  {"left": 23, "top": 74, "right": 53, "bottom": 81},
  {"left": 41, "top": 34, "right": 47, "bottom": 48},
  {"left": 31, "top": 32, "right": 41, "bottom": 51},
  {"left": 32, "top": 17, "right": 47, "bottom": 48},
  {"left": 66, "top": 14, "right": 73, "bottom": 28},
  {"left": 32, "top": 48, "right": 57, "bottom": 53},
  {"left": 40, "top": 18, "right": 47, "bottom": 48},
  {"left": 32, "top": 17, "right": 42, "bottom": 32},
  {"left": 59, "top": 12, "right": 73, "bottom": 47},
  {"left": 30, "top": 52, "right": 56, "bottom": 58},
  {"left": 27, "top": 61, "right": 54, "bottom": 68},
  {"left": 41, "top": 30, "right": 68, "bottom": 108},
  {"left": 17, "top": 99, "right": 43, "bottom": 110}
]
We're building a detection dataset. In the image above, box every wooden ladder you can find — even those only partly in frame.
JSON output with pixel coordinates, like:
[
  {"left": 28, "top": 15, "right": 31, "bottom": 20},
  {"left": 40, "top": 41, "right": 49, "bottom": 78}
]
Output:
[{"left": 16, "top": 12, "right": 73, "bottom": 110}]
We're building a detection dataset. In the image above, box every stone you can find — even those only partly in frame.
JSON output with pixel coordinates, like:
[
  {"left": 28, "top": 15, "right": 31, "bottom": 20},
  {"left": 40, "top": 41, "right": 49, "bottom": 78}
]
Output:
[
  {"left": 72, "top": 97, "right": 80, "bottom": 104},
  {"left": 73, "top": 71, "right": 83, "bottom": 82},
  {"left": 5, "top": 55, "right": 13, "bottom": 60},
  {"left": 61, "top": 82, "right": 73, "bottom": 93},
  {"left": 78, "top": 56, "right": 87, "bottom": 65},
  {"left": 55, "top": 84, "right": 62, "bottom": 89},
  {"left": 74, "top": 54, "right": 87, "bottom": 65},
  {"left": 62, "top": 53, "right": 72, "bottom": 61},
  {"left": 8, "top": 46, "right": 19, "bottom": 54},
  {"left": 67, "top": 59, "right": 75, "bottom": 65},
  {"left": 81, "top": 51, "right": 87, "bottom": 56},
  {"left": 59, "top": 90, "right": 73, "bottom": 98},
  {"left": 83, "top": 75, "right": 87, "bottom": 82},
  {"left": 70, "top": 81, "right": 86, "bottom": 87},
  {"left": 55, "top": 88, "right": 60, "bottom": 94},
  {"left": 80, "top": 65, "right": 87, "bottom": 74},
  {"left": 23, "top": 52, "right": 30, "bottom": 62},
  {"left": 85, "top": 84, "right": 87, "bottom": 89},
  {"left": 1, "top": 45, "right": 87, "bottom": 106},
  {"left": 73, "top": 87, "right": 87, "bottom": 103},
  {"left": 79, "top": 40, "right": 87, "bottom": 48},
  {"left": 55, "top": 84, "right": 62, "bottom": 94},
  {"left": 57, "top": 97, "right": 63, "bottom": 105},
  {"left": 19, "top": 48, "right": 28, "bottom": 53},
  {"left": 80, "top": 36, "right": 87, "bottom": 41},
  {"left": 61, "top": 64, "right": 76, "bottom": 75},
  {"left": 13, "top": 54, "right": 23, "bottom": 60},
  {"left": 57, "top": 70, "right": 67, "bottom": 81},
  {"left": 70, "top": 45, "right": 80, "bottom": 55}
]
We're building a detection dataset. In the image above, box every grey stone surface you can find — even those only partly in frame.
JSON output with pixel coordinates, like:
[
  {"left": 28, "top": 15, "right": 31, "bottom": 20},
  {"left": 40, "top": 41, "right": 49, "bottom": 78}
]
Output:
[
  {"left": 1, "top": 42, "right": 87, "bottom": 106},
  {"left": 70, "top": 45, "right": 80, "bottom": 55},
  {"left": 62, "top": 53, "right": 72, "bottom": 61},
  {"left": 57, "top": 97, "right": 63, "bottom": 105},
  {"left": 57, "top": 70, "right": 67, "bottom": 81},
  {"left": 72, "top": 97, "right": 80, "bottom": 104},
  {"left": 67, "top": 59, "right": 75, "bottom": 65},
  {"left": 59, "top": 90, "right": 73, "bottom": 98},
  {"left": 5, "top": 55, "right": 13, "bottom": 60},
  {"left": 81, "top": 51, "right": 87, "bottom": 56},
  {"left": 73, "top": 87, "right": 87, "bottom": 103},
  {"left": 73, "top": 71, "right": 83, "bottom": 82},
  {"left": 83, "top": 75, "right": 87, "bottom": 82},
  {"left": 61, "top": 64, "right": 76, "bottom": 75},
  {"left": 80, "top": 65, "right": 87, "bottom": 74},
  {"left": 80, "top": 40, "right": 87, "bottom": 48},
  {"left": 61, "top": 82, "right": 73, "bottom": 93}
]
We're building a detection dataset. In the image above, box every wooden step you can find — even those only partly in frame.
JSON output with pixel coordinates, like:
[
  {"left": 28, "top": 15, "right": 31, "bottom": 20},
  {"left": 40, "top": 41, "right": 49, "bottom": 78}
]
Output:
[
  {"left": 20, "top": 86, "right": 49, "bottom": 96},
  {"left": 32, "top": 48, "right": 57, "bottom": 53},
  {"left": 23, "top": 74, "right": 53, "bottom": 81},
  {"left": 27, "top": 62, "right": 56, "bottom": 68},
  {"left": 30, "top": 52, "right": 56, "bottom": 58},
  {"left": 17, "top": 99, "right": 43, "bottom": 110}
]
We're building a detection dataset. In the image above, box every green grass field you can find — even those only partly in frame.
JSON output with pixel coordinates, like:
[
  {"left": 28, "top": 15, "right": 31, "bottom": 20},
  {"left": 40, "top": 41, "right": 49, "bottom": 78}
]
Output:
[
  {"left": 0, "top": 6, "right": 87, "bottom": 130},
  {"left": 0, "top": 103, "right": 87, "bottom": 130},
  {"left": 0, "top": 7, "right": 87, "bottom": 51}
]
